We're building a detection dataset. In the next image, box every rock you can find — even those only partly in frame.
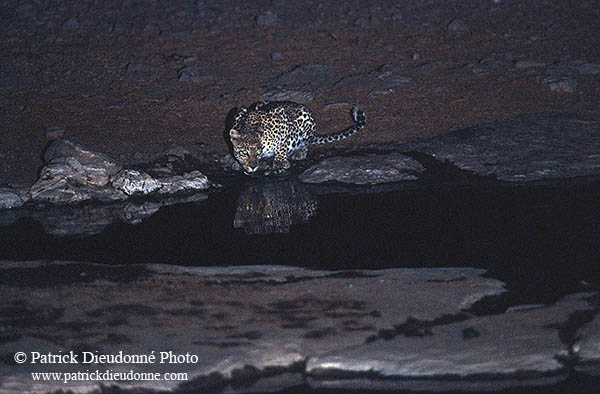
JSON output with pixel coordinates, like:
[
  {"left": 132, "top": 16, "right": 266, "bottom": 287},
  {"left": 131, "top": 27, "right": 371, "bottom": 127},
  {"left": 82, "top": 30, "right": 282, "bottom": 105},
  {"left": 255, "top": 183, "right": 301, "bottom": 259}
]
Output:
[
  {"left": 270, "top": 52, "right": 284, "bottom": 61},
  {"left": 262, "top": 87, "right": 315, "bottom": 103},
  {"left": 29, "top": 140, "right": 123, "bottom": 204},
  {"left": 299, "top": 153, "right": 425, "bottom": 185},
  {"left": 178, "top": 67, "right": 199, "bottom": 84},
  {"left": 38, "top": 157, "right": 89, "bottom": 185},
  {"left": 43, "top": 139, "right": 122, "bottom": 187},
  {"left": 505, "top": 304, "right": 544, "bottom": 313},
  {"left": 25, "top": 139, "right": 212, "bottom": 206},
  {"left": 30, "top": 176, "right": 94, "bottom": 204},
  {"left": 108, "top": 102, "right": 124, "bottom": 110},
  {"left": 306, "top": 293, "right": 595, "bottom": 391},
  {"left": 578, "top": 63, "right": 600, "bottom": 75},
  {"left": 111, "top": 169, "right": 211, "bottom": 196},
  {"left": 178, "top": 66, "right": 214, "bottom": 84},
  {"left": 471, "top": 66, "right": 490, "bottom": 77},
  {"left": 369, "top": 64, "right": 416, "bottom": 86},
  {"left": 544, "top": 76, "right": 577, "bottom": 93},
  {"left": 514, "top": 59, "right": 547, "bottom": 69},
  {"left": 574, "top": 294, "right": 600, "bottom": 375},
  {"left": 0, "top": 262, "right": 503, "bottom": 394},
  {"left": 183, "top": 55, "right": 199, "bottom": 66},
  {"left": 419, "top": 60, "right": 457, "bottom": 73},
  {"left": 334, "top": 66, "right": 416, "bottom": 97},
  {"left": 447, "top": 18, "right": 469, "bottom": 33},
  {"left": 539, "top": 64, "right": 577, "bottom": 93},
  {"left": 496, "top": 74, "right": 514, "bottom": 83},
  {"left": 110, "top": 169, "right": 161, "bottom": 195},
  {"left": 371, "top": 75, "right": 416, "bottom": 94},
  {"left": 323, "top": 102, "right": 352, "bottom": 112},
  {"left": 470, "top": 59, "right": 508, "bottom": 78},
  {"left": 0, "top": 187, "right": 25, "bottom": 209},
  {"left": 44, "top": 126, "right": 65, "bottom": 140},
  {"left": 274, "top": 64, "right": 340, "bottom": 88},
  {"left": 411, "top": 113, "right": 600, "bottom": 182},
  {"left": 256, "top": 11, "right": 278, "bottom": 27},
  {"left": 157, "top": 171, "right": 211, "bottom": 194},
  {"left": 142, "top": 23, "right": 160, "bottom": 35}
]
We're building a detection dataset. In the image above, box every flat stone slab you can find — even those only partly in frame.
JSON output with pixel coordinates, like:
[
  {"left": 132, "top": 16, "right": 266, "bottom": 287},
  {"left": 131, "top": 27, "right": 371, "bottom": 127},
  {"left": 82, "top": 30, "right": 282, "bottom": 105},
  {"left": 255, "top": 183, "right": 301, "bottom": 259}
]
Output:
[
  {"left": 299, "top": 153, "right": 425, "bottom": 184},
  {"left": 306, "top": 293, "right": 597, "bottom": 392},
  {"left": 0, "top": 262, "right": 503, "bottom": 394},
  {"left": 575, "top": 294, "right": 600, "bottom": 375},
  {"left": 411, "top": 113, "right": 600, "bottom": 182}
]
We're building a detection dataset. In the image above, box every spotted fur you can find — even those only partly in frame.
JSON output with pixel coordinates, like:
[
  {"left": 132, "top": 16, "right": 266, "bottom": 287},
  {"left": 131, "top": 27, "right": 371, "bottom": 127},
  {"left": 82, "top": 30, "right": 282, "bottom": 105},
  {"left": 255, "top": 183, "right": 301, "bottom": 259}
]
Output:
[{"left": 229, "top": 101, "right": 366, "bottom": 174}]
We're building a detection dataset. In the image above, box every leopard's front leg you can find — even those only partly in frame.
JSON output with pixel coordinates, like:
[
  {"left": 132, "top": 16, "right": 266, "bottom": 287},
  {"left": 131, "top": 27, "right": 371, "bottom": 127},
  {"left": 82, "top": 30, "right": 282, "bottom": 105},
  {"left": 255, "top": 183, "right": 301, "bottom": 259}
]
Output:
[{"left": 272, "top": 144, "right": 291, "bottom": 173}]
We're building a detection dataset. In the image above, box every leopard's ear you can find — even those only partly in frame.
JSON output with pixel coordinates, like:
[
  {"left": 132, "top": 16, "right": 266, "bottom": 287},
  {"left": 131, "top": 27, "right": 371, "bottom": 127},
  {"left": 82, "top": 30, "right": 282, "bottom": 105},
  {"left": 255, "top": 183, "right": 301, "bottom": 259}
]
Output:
[{"left": 229, "top": 128, "right": 241, "bottom": 141}]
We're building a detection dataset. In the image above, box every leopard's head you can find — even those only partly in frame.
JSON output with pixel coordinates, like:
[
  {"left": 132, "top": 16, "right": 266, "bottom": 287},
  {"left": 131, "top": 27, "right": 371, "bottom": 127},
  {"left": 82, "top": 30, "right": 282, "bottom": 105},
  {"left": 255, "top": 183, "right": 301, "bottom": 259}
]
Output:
[{"left": 230, "top": 128, "right": 262, "bottom": 174}]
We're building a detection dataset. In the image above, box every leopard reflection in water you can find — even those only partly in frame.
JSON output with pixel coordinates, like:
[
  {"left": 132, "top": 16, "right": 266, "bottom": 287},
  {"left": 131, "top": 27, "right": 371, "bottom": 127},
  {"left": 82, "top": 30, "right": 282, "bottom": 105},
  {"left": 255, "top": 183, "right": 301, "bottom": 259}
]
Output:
[{"left": 233, "top": 180, "right": 318, "bottom": 235}]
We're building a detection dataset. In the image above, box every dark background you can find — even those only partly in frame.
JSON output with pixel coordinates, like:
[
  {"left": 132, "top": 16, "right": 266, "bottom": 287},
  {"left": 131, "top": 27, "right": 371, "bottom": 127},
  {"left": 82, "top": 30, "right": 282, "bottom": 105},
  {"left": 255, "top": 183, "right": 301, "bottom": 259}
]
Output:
[{"left": 1, "top": 0, "right": 599, "bottom": 187}]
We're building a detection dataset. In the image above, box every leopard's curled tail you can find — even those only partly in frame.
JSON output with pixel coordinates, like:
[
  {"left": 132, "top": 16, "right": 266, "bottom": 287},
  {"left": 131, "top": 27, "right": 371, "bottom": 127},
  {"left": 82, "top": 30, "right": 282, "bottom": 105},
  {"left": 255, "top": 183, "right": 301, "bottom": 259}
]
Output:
[{"left": 308, "top": 107, "right": 366, "bottom": 145}]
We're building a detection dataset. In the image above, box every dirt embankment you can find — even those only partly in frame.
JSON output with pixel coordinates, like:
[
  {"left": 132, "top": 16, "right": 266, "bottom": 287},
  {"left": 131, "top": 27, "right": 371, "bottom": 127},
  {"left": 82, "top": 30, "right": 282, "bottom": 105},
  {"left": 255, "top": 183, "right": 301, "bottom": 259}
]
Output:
[{"left": 1, "top": 0, "right": 599, "bottom": 187}]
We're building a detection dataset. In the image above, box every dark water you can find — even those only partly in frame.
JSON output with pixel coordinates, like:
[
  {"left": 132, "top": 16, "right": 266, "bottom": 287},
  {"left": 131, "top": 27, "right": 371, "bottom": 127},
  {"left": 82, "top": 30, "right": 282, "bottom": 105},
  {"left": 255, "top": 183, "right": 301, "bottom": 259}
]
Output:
[
  {"left": 1, "top": 178, "right": 599, "bottom": 300},
  {"left": 1, "top": 178, "right": 600, "bottom": 393}
]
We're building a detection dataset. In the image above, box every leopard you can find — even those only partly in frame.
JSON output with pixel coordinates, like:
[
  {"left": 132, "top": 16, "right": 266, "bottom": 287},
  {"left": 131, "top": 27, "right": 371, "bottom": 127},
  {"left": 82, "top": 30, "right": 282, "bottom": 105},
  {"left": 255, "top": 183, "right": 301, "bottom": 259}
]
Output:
[{"left": 229, "top": 101, "right": 366, "bottom": 175}]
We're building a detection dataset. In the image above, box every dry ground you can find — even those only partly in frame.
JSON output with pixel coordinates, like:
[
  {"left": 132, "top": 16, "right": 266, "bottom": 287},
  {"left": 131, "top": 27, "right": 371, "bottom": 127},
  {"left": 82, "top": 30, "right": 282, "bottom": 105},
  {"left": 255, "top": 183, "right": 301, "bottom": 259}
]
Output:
[{"left": 1, "top": 0, "right": 599, "bottom": 186}]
